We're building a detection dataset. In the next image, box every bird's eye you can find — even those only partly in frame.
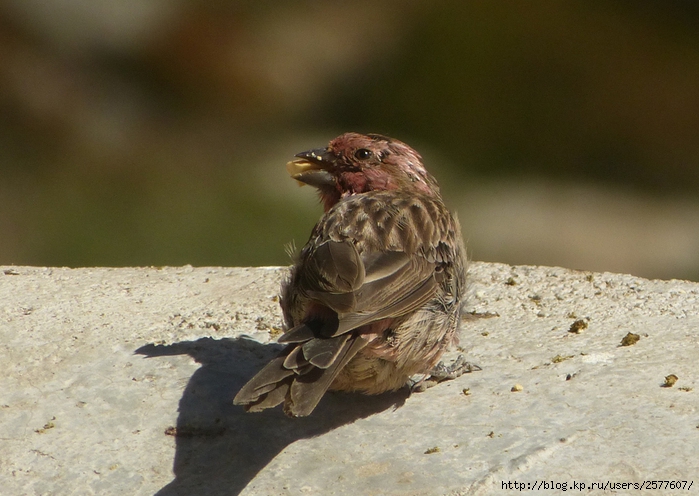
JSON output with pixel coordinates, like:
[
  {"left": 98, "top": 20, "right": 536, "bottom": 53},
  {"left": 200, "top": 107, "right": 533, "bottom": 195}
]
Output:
[{"left": 354, "top": 148, "right": 373, "bottom": 160}]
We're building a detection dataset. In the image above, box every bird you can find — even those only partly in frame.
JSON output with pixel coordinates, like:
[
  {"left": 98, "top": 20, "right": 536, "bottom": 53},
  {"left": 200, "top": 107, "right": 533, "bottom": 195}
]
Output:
[{"left": 234, "top": 132, "right": 471, "bottom": 417}]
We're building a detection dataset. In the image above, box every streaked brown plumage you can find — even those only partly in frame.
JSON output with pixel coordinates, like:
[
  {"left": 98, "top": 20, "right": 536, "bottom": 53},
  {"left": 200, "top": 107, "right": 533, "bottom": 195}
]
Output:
[{"left": 234, "top": 133, "right": 468, "bottom": 417}]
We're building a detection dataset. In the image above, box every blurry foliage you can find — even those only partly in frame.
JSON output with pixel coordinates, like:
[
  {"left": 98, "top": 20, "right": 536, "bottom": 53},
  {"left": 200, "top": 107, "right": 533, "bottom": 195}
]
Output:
[
  {"left": 0, "top": 146, "right": 316, "bottom": 267},
  {"left": 1, "top": 1, "right": 699, "bottom": 271},
  {"left": 326, "top": 1, "right": 699, "bottom": 191}
]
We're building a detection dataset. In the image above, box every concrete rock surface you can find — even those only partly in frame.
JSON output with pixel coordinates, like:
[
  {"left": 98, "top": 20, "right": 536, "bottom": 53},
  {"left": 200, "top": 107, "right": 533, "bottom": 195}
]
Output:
[{"left": 1, "top": 263, "right": 698, "bottom": 495}]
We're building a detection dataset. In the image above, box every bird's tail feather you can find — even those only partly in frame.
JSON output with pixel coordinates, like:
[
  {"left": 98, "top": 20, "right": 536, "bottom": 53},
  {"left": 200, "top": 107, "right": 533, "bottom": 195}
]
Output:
[
  {"left": 234, "top": 332, "right": 368, "bottom": 417},
  {"left": 286, "top": 335, "right": 367, "bottom": 416}
]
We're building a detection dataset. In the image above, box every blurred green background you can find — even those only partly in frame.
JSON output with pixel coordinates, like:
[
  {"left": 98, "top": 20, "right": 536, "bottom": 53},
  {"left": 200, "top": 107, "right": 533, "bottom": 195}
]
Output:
[{"left": 1, "top": 1, "right": 699, "bottom": 280}]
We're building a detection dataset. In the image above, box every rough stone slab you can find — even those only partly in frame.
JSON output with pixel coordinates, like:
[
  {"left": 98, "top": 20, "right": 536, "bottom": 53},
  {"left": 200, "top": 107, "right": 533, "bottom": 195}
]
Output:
[{"left": 1, "top": 263, "right": 698, "bottom": 495}]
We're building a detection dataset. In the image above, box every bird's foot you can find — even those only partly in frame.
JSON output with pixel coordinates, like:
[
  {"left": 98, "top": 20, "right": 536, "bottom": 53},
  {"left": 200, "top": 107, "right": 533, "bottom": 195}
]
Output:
[{"left": 409, "top": 355, "right": 481, "bottom": 393}]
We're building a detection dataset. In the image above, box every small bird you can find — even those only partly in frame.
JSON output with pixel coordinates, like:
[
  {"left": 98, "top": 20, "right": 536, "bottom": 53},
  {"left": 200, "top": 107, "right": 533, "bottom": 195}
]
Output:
[{"left": 234, "top": 133, "right": 471, "bottom": 417}]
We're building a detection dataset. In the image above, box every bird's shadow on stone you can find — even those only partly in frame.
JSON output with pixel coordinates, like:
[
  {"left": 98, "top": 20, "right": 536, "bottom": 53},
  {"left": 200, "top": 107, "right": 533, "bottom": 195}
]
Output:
[{"left": 135, "top": 336, "right": 408, "bottom": 496}]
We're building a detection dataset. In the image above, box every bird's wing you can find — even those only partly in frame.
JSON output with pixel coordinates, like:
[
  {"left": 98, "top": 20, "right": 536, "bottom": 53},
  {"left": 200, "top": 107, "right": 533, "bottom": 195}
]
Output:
[
  {"left": 302, "top": 243, "right": 438, "bottom": 336},
  {"left": 292, "top": 192, "right": 455, "bottom": 337}
]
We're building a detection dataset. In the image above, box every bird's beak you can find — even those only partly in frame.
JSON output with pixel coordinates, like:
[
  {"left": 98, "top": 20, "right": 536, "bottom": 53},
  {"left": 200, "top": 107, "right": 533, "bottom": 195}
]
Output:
[{"left": 286, "top": 147, "right": 336, "bottom": 188}]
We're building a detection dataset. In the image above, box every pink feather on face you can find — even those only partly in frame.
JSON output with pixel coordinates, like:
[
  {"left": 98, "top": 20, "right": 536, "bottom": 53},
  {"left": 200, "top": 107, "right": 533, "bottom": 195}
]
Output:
[{"left": 288, "top": 133, "right": 440, "bottom": 211}]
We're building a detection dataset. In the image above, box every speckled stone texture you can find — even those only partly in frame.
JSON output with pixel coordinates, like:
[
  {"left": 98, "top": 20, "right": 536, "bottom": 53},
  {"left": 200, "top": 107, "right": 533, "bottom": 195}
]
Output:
[{"left": 1, "top": 263, "right": 697, "bottom": 495}]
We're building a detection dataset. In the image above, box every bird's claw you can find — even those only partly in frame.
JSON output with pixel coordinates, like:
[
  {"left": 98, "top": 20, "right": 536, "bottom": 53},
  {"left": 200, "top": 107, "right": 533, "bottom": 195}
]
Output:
[
  {"left": 430, "top": 354, "right": 481, "bottom": 381},
  {"left": 409, "top": 355, "right": 481, "bottom": 393}
]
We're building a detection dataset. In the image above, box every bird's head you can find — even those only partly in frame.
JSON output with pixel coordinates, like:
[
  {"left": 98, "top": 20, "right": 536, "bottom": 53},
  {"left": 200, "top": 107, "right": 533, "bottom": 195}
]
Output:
[{"left": 287, "top": 133, "right": 440, "bottom": 211}]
